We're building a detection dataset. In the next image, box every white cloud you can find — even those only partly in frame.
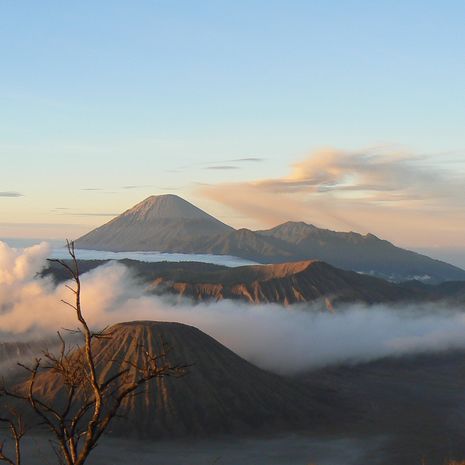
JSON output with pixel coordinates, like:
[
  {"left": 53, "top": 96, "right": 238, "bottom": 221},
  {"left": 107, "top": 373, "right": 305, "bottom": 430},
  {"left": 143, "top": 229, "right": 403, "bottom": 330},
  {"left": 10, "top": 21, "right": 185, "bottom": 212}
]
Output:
[
  {"left": 198, "top": 147, "right": 465, "bottom": 247},
  {"left": 2, "top": 242, "right": 465, "bottom": 375}
]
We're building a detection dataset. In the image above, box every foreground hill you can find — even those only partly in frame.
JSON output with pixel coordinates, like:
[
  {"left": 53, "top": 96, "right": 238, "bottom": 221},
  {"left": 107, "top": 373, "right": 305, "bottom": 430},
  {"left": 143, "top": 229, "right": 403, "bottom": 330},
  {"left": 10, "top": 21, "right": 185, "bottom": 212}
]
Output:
[
  {"left": 4, "top": 327, "right": 465, "bottom": 464},
  {"left": 11, "top": 321, "right": 329, "bottom": 438},
  {"left": 75, "top": 195, "right": 465, "bottom": 283}
]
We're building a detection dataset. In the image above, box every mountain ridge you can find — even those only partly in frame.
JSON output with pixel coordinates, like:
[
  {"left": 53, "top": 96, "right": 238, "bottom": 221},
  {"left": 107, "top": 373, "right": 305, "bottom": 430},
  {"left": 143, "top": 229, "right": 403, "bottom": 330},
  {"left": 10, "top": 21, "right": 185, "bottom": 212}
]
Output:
[
  {"left": 44, "top": 258, "right": 447, "bottom": 307},
  {"left": 75, "top": 195, "right": 465, "bottom": 283}
]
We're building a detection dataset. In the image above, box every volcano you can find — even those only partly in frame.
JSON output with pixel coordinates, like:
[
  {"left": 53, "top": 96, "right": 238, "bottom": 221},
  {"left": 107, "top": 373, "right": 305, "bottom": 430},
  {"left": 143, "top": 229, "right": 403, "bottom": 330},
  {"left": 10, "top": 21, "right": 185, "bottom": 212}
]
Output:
[
  {"left": 44, "top": 258, "right": 455, "bottom": 307},
  {"left": 15, "top": 321, "right": 328, "bottom": 438},
  {"left": 145, "top": 259, "right": 419, "bottom": 305},
  {"left": 75, "top": 195, "right": 465, "bottom": 282},
  {"left": 76, "top": 195, "right": 233, "bottom": 252}
]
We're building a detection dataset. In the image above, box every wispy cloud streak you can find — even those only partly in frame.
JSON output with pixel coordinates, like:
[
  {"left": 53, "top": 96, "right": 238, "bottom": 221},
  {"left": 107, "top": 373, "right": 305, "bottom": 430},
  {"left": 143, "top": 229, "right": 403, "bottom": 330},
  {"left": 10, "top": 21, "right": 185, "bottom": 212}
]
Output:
[
  {"left": 0, "top": 191, "right": 23, "bottom": 197},
  {"left": 198, "top": 148, "right": 465, "bottom": 247}
]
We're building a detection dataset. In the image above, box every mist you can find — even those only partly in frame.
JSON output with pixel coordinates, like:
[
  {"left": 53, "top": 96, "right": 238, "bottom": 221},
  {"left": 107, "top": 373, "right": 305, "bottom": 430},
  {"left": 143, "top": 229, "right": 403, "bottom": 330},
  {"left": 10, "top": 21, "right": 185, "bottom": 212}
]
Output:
[
  {"left": 1, "top": 241, "right": 465, "bottom": 375},
  {"left": 49, "top": 247, "right": 258, "bottom": 267}
]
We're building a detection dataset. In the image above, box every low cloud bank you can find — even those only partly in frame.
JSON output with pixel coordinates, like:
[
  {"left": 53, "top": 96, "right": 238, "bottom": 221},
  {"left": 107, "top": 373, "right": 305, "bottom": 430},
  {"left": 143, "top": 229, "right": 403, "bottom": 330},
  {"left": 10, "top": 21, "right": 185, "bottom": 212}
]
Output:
[
  {"left": 49, "top": 247, "right": 258, "bottom": 267},
  {"left": 1, "top": 241, "right": 465, "bottom": 374}
]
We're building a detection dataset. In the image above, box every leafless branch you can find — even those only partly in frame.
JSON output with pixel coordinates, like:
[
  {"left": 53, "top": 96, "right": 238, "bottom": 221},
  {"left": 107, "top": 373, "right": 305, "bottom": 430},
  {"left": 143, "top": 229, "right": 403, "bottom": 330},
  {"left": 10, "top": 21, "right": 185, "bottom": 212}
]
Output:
[
  {"left": 0, "top": 410, "right": 25, "bottom": 465},
  {"left": 1, "top": 239, "right": 188, "bottom": 465}
]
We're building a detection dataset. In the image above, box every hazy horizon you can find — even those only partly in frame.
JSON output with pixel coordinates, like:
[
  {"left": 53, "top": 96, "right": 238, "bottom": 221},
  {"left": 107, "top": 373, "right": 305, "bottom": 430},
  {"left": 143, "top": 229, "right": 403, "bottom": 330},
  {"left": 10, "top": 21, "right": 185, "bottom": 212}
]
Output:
[{"left": 2, "top": 233, "right": 465, "bottom": 270}]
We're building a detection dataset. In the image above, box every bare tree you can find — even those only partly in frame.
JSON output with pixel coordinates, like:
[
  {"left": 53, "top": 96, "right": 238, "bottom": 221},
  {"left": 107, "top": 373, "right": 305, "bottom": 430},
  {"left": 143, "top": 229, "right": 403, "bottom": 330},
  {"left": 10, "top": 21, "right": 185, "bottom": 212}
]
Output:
[
  {"left": 0, "top": 240, "right": 188, "bottom": 465},
  {"left": 0, "top": 410, "right": 25, "bottom": 465}
]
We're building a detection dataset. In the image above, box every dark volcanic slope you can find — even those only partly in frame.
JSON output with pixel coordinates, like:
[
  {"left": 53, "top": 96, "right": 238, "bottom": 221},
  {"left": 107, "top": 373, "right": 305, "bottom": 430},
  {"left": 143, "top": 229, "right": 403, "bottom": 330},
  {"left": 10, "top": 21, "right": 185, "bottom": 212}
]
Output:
[
  {"left": 43, "top": 259, "right": 426, "bottom": 306},
  {"left": 303, "top": 351, "right": 465, "bottom": 464},
  {"left": 0, "top": 340, "right": 56, "bottom": 365},
  {"left": 75, "top": 195, "right": 465, "bottom": 283},
  {"left": 193, "top": 228, "right": 294, "bottom": 262},
  {"left": 0, "top": 339, "right": 55, "bottom": 379},
  {"left": 17, "top": 321, "right": 328, "bottom": 438},
  {"left": 0, "top": 341, "right": 38, "bottom": 363}
]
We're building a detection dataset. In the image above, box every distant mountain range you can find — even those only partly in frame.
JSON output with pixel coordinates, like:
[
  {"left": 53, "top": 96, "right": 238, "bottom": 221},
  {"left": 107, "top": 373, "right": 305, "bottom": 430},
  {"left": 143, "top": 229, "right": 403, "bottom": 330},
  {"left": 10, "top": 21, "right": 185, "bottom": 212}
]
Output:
[
  {"left": 76, "top": 194, "right": 465, "bottom": 283},
  {"left": 43, "top": 259, "right": 465, "bottom": 307}
]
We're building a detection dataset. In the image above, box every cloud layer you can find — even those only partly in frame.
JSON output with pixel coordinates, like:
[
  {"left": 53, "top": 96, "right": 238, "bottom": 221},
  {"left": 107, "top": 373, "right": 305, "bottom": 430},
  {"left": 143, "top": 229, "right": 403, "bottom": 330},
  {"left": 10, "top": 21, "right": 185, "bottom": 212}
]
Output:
[
  {"left": 49, "top": 247, "right": 258, "bottom": 267},
  {"left": 198, "top": 148, "right": 465, "bottom": 247},
  {"left": 2, "top": 242, "right": 465, "bottom": 375}
]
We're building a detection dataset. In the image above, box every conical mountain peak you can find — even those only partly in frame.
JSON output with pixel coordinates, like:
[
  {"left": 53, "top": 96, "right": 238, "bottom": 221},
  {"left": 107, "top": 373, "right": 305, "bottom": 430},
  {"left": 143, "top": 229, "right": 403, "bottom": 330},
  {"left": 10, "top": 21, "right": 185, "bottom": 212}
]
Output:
[
  {"left": 18, "top": 320, "right": 320, "bottom": 438},
  {"left": 122, "top": 194, "right": 221, "bottom": 222},
  {"left": 76, "top": 195, "right": 233, "bottom": 252},
  {"left": 75, "top": 195, "right": 465, "bottom": 282}
]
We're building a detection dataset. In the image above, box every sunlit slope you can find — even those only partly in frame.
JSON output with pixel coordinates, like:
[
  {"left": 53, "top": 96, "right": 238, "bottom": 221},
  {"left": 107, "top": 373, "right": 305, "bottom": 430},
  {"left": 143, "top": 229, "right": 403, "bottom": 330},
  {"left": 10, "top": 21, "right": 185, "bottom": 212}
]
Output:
[
  {"left": 76, "top": 195, "right": 233, "bottom": 252},
  {"left": 16, "top": 321, "right": 328, "bottom": 437}
]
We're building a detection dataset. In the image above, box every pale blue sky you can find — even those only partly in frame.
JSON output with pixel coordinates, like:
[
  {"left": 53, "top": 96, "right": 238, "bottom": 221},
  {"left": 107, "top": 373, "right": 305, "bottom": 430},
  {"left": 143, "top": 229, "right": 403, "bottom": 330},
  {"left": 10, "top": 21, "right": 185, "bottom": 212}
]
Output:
[{"left": 0, "top": 1, "right": 464, "bottom": 252}]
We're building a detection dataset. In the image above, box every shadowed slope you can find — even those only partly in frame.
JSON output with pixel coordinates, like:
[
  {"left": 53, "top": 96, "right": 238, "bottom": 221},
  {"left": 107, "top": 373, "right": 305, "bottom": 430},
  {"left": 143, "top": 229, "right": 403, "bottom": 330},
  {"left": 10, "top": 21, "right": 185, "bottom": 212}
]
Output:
[
  {"left": 302, "top": 350, "right": 465, "bottom": 464},
  {"left": 43, "top": 259, "right": 423, "bottom": 306},
  {"left": 0, "top": 341, "right": 39, "bottom": 363},
  {"left": 0, "top": 340, "right": 56, "bottom": 378},
  {"left": 149, "top": 260, "right": 419, "bottom": 305},
  {"left": 257, "top": 221, "right": 465, "bottom": 282}
]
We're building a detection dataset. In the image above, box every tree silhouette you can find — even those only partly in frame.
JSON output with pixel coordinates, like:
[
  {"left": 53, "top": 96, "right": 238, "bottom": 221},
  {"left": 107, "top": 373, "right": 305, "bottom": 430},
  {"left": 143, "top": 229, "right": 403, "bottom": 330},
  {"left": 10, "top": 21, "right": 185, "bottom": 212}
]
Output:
[{"left": 0, "top": 240, "right": 188, "bottom": 465}]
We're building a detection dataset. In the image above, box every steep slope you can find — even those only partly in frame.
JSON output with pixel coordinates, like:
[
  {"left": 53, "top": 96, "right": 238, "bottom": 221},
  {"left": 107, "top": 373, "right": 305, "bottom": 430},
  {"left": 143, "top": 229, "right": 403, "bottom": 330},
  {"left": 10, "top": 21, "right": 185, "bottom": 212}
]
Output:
[
  {"left": 257, "top": 221, "right": 465, "bottom": 282},
  {"left": 0, "top": 341, "right": 38, "bottom": 363},
  {"left": 43, "top": 259, "right": 423, "bottom": 306},
  {"left": 0, "top": 339, "right": 55, "bottom": 379},
  {"left": 402, "top": 279, "right": 465, "bottom": 304},
  {"left": 76, "top": 195, "right": 233, "bottom": 252},
  {"left": 13, "top": 321, "right": 328, "bottom": 438},
  {"left": 195, "top": 228, "right": 294, "bottom": 262},
  {"left": 148, "top": 260, "right": 420, "bottom": 305}
]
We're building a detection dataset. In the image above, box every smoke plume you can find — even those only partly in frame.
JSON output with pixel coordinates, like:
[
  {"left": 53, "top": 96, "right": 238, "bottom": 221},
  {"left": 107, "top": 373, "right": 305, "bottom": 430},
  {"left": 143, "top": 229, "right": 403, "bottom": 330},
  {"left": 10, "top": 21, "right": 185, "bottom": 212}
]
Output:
[{"left": 1, "top": 241, "right": 465, "bottom": 374}]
